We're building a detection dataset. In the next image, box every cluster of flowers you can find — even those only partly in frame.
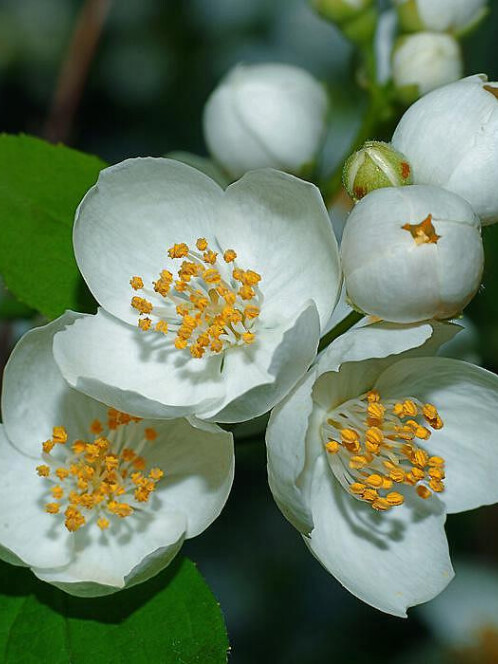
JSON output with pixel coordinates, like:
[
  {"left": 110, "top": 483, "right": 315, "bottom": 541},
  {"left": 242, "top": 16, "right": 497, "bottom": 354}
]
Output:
[
  {"left": 1, "top": 61, "right": 498, "bottom": 617},
  {"left": 314, "top": 0, "right": 488, "bottom": 104}
]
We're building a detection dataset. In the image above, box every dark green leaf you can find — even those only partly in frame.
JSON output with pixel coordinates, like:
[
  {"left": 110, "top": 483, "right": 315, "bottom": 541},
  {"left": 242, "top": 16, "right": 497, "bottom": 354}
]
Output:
[
  {"left": 0, "top": 557, "right": 228, "bottom": 663},
  {"left": 0, "top": 134, "right": 105, "bottom": 319}
]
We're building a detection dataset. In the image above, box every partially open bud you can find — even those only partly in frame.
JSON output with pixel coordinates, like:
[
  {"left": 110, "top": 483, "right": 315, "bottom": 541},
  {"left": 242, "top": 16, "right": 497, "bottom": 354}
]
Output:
[
  {"left": 341, "top": 185, "right": 483, "bottom": 324},
  {"left": 392, "top": 33, "right": 463, "bottom": 104},
  {"left": 203, "top": 63, "right": 329, "bottom": 179},
  {"left": 312, "top": 0, "right": 373, "bottom": 24},
  {"left": 392, "top": 74, "right": 498, "bottom": 225},
  {"left": 343, "top": 141, "right": 413, "bottom": 201},
  {"left": 394, "top": 0, "right": 488, "bottom": 36}
]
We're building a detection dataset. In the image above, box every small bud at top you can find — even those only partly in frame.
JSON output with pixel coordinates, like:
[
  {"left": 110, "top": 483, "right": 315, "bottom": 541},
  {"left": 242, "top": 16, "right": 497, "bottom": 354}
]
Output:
[
  {"left": 393, "top": 0, "right": 488, "bottom": 37},
  {"left": 312, "top": 0, "right": 373, "bottom": 24},
  {"left": 343, "top": 141, "right": 413, "bottom": 202}
]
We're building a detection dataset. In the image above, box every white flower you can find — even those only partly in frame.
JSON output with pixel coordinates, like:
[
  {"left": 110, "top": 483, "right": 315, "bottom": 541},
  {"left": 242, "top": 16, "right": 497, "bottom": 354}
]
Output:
[
  {"left": 203, "top": 63, "right": 329, "bottom": 179},
  {"left": 341, "top": 185, "right": 483, "bottom": 324},
  {"left": 418, "top": 561, "right": 498, "bottom": 653},
  {"left": 392, "top": 74, "right": 498, "bottom": 225},
  {"left": 53, "top": 158, "right": 341, "bottom": 423},
  {"left": 266, "top": 321, "right": 498, "bottom": 616},
  {"left": 392, "top": 33, "right": 463, "bottom": 103},
  {"left": 0, "top": 313, "right": 234, "bottom": 597},
  {"left": 394, "top": 0, "right": 488, "bottom": 35}
]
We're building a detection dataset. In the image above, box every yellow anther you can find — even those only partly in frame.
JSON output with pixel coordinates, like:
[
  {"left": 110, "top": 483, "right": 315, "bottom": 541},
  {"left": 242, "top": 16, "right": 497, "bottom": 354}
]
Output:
[
  {"left": 223, "top": 249, "right": 237, "bottom": 263},
  {"left": 350, "top": 483, "right": 366, "bottom": 495},
  {"left": 149, "top": 468, "right": 164, "bottom": 481},
  {"left": 97, "top": 517, "right": 110, "bottom": 530},
  {"left": 168, "top": 243, "right": 189, "bottom": 258},
  {"left": 243, "top": 270, "right": 262, "bottom": 286},
  {"left": 412, "top": 449, "right": 429, "bottom": 467},
  {"left": 367, "top": 402, "right": 385, "bottom": 421},
  {"left": 386, "top": 492, "right": 404, "bottom": 506},
  {"left": 372, "top": 498, "right": 391, "bottom": 511},
  {"left": 389, "top": 467, "right": 406, "bottom": 483},
  {"left": 242, "top": 332, "right": 256, "bottom": 345},
  {"left": 42, "top": 440, "right": 55, "bottom": 454},
  {"left": 130, "top": 276, "right": 144, "bottom": 291},
  {"left": 36, "top": 465, "right": 50, "bottom": 477},
  {"left": 341, "top": 429, "right": 360, "bottom": 444},
  {"left": 138, "top": 317, "right": 152, "bottom": 331},
  {"left": 429, "top": 467, "right": 445, "bottom": 480},
  {"left": 366, "top": 427, "right": 383, "bottom": 445},
  {"left": 239, "top": 285, "right": 255, "bottom": 300},
  {"left": 196, "top": 238, "right": 208, "bottom": 251},
  {"left": 410, "top": 467, "right": 426, "bottom": 481},
  {"left": 381, "top": 478, "right": 393, "bottom": 490},
  {"left": 131, "top": 296, "right": 153, "bottom": 315},
  {"left": 402, "top": 400, "right": 418, "bottom": 417},
  {"left": 53, "top": 426, "right": 68, "bottom": 445},
  {"left": 417, "top": 485, "right": 432, "bottom": 500},
  {"left": 349, "top": 455, "right": 369, "bottom": 469},
  {"left": 203, "top": 250, "right": 218, "bottom": 265},
  {"left": 51, "top": 486, "right": 64, "bottom": 500},
  {"left": 423, "top": 403, "right": 444, "bottom": 429},
  {"left": 244, "top": 306, "right": 260, "bottom": 319},
  {"left": 175, "top": 337, "right": 188, "bottom": 350},
  {"left": 365, "top": 474, "right": 383, "bottom": 488},
  {"left": 45, "top": 503, "right": 60, "bottom": 514},
  {"left": 108, "top": 502, "right": 134, "bottom": 518},
  {"left": 429, "top": 478, "right": 444, "bottom": 493},
  {"left": 132, "top": 456, "right": 146, "bottom": 470},
  {"left": 367, "top": 390, "right": 380, "bottom": 402},
  {"left": 90, "top": 419, "right": 103, "bottom": 435},
  {"left": 363, "top": 489, "right": 379, "bottom": 502},
  {"left": 325, "top": 440, "right": 340, "bottom": 454},
  {"left": 65, "top": 506, "right": 86, "bottom": 532},
  {"left": 211, "top": 339, "right": 223, "bottom": 353},
  {"left": 145, "top": 428, "right": 158, "bottom": 441}
]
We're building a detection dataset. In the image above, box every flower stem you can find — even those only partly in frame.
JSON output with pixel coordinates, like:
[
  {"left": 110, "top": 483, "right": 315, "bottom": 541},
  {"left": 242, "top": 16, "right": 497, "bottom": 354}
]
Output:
[{"left": 318, "top": 310, "right": 363, "bottom": 354}]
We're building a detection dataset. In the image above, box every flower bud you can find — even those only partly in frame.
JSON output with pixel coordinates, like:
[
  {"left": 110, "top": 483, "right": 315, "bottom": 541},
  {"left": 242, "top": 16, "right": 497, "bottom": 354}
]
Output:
[
  {"left": 392, "top": 33, "right": 463, "bottom": 104},
  {"left": 312, "top": 0, "right": 373, "bottom": 24},
  {"left": 343, "top": 141, "right": 413, "bottom": 201},
  {"left": 203, "top": 63, "right": 329, "bottom": 179},
  {"left": 393, "top": 0, "right": 488, "bottom": 36},
  {"left": 392, "top": 74, "right": 498, "bottom": 225},
  {"left": 341, "top": 185, "right": 483, "bottom": 324}
]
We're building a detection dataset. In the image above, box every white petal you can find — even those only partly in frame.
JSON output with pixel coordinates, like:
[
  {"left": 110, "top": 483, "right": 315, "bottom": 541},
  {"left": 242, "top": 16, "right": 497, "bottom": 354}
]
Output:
[
  {"left": 33, "top": 511, "right": 186, "bottom": 597},
  {"left": 53, "top": 309, "right": 226, "bottom": 419},
  {"left": 305, "top": 455, "right": 454, "bottom": 617},
  {"left": 200, "top": 302, "right": 321, "bottom": 423},
  {"left": 0, "top": 426, "right": 73, "bottom": 569},
  {"left": 74, "top": 158, "right": 224, "bottom": 325},
  {"left": 218, "top": 169, "right": 341, "bottom": 331},
  {"left": 1, "top": 312, "right": 110, "bottom": 457},
  {"left": 144, "top": 418, "right": 234, "bottom": 538},
  {"left": 266, "top": 367, "right": 321, "bottom": 534},
  {"left": 375, "top": 357, "right": 498, "bottom": 514}
]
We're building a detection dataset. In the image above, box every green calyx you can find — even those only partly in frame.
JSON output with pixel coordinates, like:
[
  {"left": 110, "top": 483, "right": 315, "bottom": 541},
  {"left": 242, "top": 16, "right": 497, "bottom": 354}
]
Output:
[{"left": 343, "top": 141, "right": 413, "bottom": 202}]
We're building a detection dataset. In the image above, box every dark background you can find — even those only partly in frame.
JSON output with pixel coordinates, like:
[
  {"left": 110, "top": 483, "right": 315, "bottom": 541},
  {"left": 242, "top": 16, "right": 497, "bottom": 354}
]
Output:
[{"left": 0, "top": 1, "right": 497, "bottom": 662}]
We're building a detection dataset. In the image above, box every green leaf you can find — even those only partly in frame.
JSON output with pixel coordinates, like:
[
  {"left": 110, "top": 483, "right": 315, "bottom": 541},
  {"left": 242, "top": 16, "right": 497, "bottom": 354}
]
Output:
[
  {"left": 0, "top": 557, "right": 228, "bottom": 663},
  {"left": 0, "top": 134, "right": 106, "bottom": 319}
]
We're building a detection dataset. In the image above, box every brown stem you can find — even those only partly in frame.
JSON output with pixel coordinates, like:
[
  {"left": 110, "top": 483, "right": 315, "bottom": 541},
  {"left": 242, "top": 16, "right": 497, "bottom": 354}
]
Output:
[{"left": 44, "top": 0, "right": 112, "bottom": 144}]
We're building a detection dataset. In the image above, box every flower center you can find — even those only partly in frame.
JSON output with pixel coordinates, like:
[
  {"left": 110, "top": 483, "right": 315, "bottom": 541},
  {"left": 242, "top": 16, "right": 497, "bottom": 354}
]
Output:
[
  {"left": 36, "top": 409, "right": 163, "bottom": 532},
  {"left": 321, "top": 389, "right": 445, "bottom": 512},
  {"left": 129, "top": 238, "right": 262, "bottom": 359},
  {"left": 402, "top": 214, "right": 441, "bottom": 245}
]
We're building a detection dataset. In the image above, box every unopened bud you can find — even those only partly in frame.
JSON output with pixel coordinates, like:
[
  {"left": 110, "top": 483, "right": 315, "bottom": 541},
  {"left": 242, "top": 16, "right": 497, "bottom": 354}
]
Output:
[
  {"left": 341, "top": 185, "right": 483, "bottom": 324},
  {"left": 393, "top": 0, "right": 488, "bottom": 37},
  {"left": 343, "top": 141, "right": 413, "bottom": 202},
  {"left": 392, "top": 33, "right": 463, "bottom": 104},
  {"left": 312, "top": 0, "right": 373, "bottom": 24},
  {"left": 392, "top": 74, "right": 498, "bottom": 225}
]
